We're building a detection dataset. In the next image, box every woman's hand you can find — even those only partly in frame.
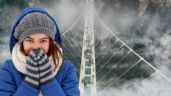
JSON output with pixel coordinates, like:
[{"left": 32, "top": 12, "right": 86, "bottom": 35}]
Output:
[
  {"left": 25, "top": 48, "right": 54, "bottom": 88},
  {"left": 25, "top": 49, "right": 40, "bottom": 88},
  {"left": 36, "top": 49, "right": 55, "bottom": 86}
]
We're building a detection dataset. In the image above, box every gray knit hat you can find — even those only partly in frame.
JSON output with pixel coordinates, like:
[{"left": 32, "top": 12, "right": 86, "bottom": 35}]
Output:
[{"left": 14, "top": 12, "right": 56, "bottom": 43}]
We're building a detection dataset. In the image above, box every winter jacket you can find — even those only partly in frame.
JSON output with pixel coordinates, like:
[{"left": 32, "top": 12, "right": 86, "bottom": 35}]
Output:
[
  {"left": 0, "top": 60, "right": 80, "bottom": 96},
  {"left": 0, "top": 7, "right": 80, "bottom": 96}
]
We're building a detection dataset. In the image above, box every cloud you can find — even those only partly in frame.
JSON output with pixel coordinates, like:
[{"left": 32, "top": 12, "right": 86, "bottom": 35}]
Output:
[
  {"left": 97, "top": 73, "right": 171, "bottom": 96},
  {"left": 93, "top": 0, "right": 171, "bottom": 95},
  {"left": 39, "top": 0, "right": 85, "bottom": 32}
]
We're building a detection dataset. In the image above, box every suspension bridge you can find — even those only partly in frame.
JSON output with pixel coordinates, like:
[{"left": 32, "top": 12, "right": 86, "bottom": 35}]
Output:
[{"left": 60, "top": 0, "right": 171, "bottom": 96}]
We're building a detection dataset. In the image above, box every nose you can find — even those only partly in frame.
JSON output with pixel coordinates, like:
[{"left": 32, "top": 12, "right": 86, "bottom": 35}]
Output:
[{"left": 31, "top": 42, "right": 42, "bottom": 49}]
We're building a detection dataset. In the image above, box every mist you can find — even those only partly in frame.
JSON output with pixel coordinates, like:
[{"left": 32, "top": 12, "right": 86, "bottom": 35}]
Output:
[
  {"left": 93, "top": 0, "right": 171, "bottom": 95},
  {"left": 0, "top": 0, "right": 171, "bottom": 95},
  {"left": 0, "top": 5, "right": 20, "bottom": 63},
  {"left": 37, "top": 0, "right": 85, "bottom": 32}
]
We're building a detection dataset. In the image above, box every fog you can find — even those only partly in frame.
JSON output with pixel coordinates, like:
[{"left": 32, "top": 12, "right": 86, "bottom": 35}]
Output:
[{"left": 0, "top": 0, "right": 171, "bottom": 95}]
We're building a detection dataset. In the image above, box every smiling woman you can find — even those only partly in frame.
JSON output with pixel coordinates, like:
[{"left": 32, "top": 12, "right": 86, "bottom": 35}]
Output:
[{"left": 0, "top": 7, "right": 80, "bottom": 96}]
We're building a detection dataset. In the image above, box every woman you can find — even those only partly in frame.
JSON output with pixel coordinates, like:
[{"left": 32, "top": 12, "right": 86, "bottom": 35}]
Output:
[{"left": 0, "top": 7, "right": 80, "bottom": 96}]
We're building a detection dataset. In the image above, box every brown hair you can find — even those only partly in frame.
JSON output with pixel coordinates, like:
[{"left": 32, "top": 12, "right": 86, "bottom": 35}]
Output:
[{"left": 20, "top": 38, "right": 64, "bottom": 71}]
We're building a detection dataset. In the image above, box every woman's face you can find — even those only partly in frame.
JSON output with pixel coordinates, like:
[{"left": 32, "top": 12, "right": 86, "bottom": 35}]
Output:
[{"left": 22, "top": 33, "right": 50, "bottom": 55}]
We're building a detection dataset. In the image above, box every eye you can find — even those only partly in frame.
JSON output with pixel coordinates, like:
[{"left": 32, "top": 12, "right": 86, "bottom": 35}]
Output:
[
  {"left": 40, "top": 39, "right": 48, "bottom": 43},
  {"left": 25, "top": 39, "right": 33, "bottom": 43}
]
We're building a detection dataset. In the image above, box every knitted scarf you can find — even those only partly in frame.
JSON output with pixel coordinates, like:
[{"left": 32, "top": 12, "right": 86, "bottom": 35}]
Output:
[{"left": 11, "top": 43, "right": 63, "bottom": 96}]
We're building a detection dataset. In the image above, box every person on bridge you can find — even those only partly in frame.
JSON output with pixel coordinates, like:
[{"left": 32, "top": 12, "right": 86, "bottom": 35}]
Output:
[{"left": 0, "top": 7, "right": 80, "bottom": 96}]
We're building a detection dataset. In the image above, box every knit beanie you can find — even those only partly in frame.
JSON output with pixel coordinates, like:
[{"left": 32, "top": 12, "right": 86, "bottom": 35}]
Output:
[{"left": 14, "top": 12, "right": 56, "bottom": 43}]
